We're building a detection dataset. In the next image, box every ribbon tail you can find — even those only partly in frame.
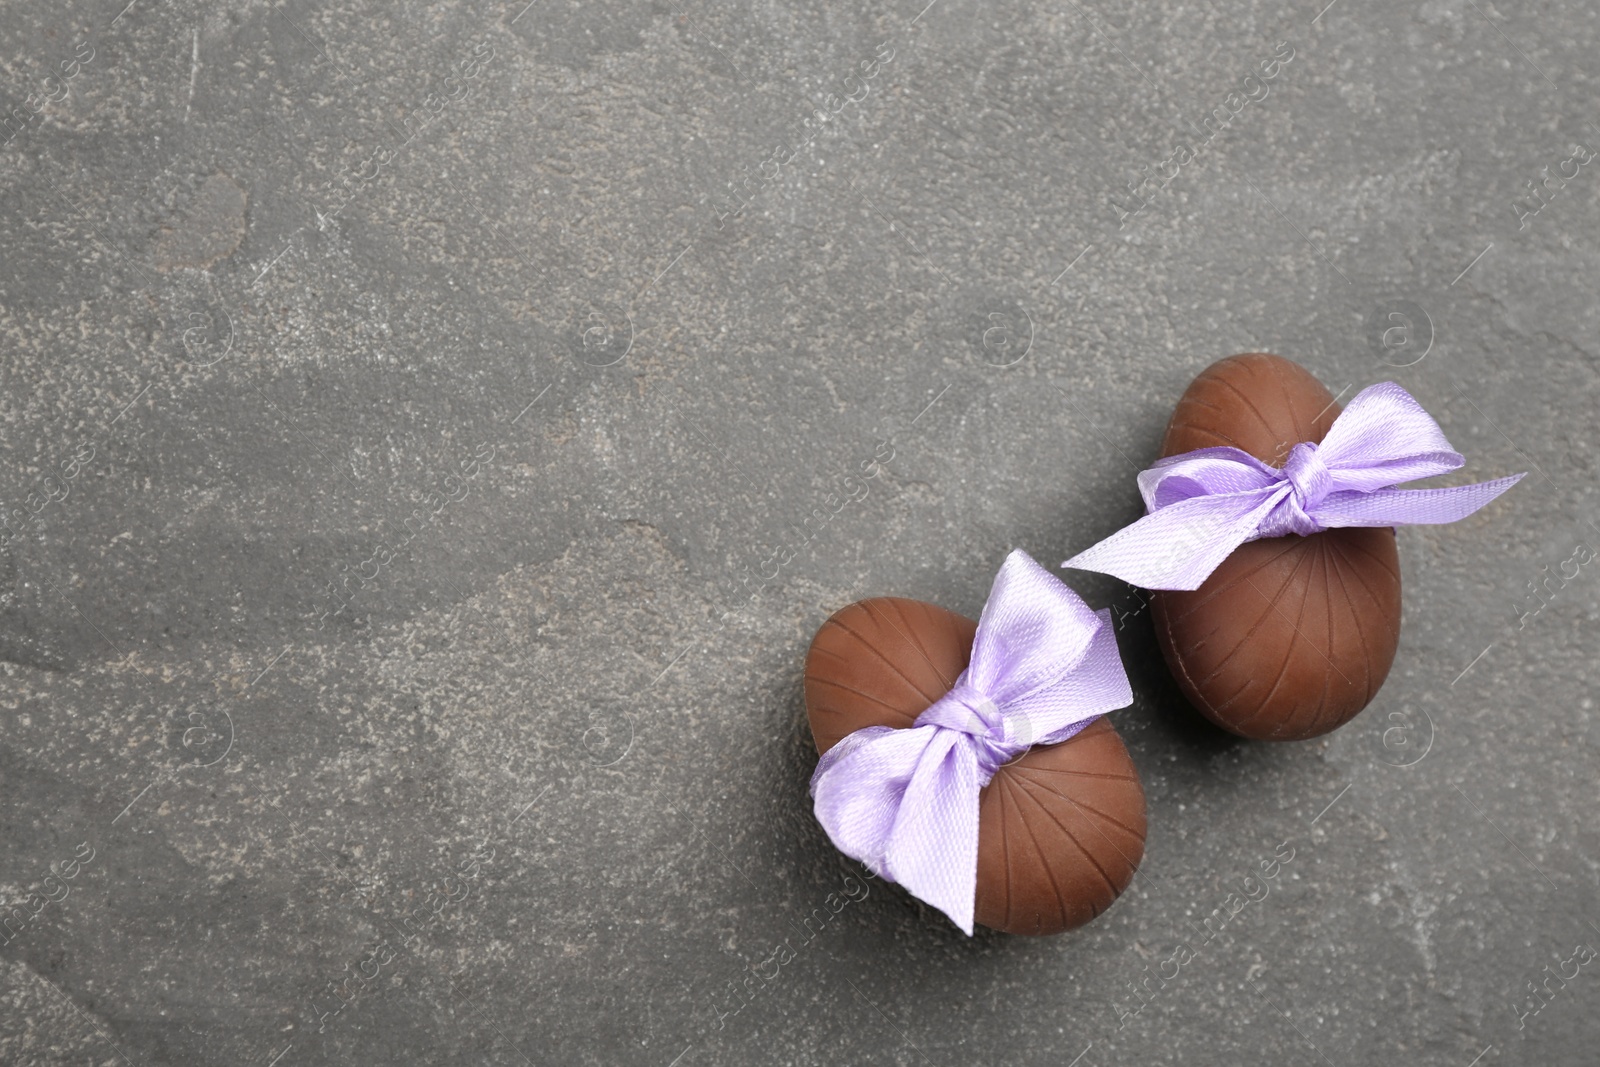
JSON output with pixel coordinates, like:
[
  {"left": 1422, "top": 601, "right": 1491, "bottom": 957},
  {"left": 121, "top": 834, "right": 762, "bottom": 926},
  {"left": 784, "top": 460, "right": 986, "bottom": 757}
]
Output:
[
  {"left": 1311, "top": 473, "right": 1525, "bottom": 529},
  {"left": 811, "top": 727, "right": 986, "bottom": 933},
  {"left": 810, "top": 726, "right": 942, "bottom": 880},
  {"left": 1063, "top": 487, "right": 1285, "bottom": 591},
  {"left": 884, "top": 735, "right": 983, "bottom": 935}
]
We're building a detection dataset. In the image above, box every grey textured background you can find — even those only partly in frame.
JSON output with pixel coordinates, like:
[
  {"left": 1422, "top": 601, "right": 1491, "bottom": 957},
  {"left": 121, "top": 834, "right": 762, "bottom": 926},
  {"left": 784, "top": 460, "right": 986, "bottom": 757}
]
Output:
[{"left": 0, "top": 0, "right": 1595, "bottom": 1064}]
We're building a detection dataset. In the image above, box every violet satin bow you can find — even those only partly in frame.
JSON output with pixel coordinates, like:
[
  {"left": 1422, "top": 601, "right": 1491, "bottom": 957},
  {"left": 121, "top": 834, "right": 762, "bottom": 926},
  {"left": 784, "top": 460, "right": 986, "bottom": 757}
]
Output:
[
  {"left": 1062, "top": 381, "right": 1524, "bottom": 592},
  {"left": 808, "top": 550, "right": 1133, "bottom": 935}
]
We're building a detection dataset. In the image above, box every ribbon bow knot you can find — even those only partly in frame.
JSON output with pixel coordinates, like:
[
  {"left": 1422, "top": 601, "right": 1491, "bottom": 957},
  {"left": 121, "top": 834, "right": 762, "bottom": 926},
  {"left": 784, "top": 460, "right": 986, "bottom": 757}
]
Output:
[
  {"left": 1283, "top": 441, "right": 1331, "bottom": 513},
  {"left": 914, "top": 686, "right": 1019, "bottom": 777},
  {"left": 809, "top": 550, "right": 1133, "bottom": 935},
  {"left": 1063, "top": 381, "right": 1524, "bottom": 591}
]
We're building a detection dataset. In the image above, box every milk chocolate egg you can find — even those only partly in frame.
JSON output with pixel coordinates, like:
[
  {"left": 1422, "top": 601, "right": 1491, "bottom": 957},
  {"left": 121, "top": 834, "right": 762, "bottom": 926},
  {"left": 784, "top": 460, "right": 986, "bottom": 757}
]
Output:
[
  {"left": 805, "top": 596, "right": 1146, "bottom": 935},
  {"left": 1150, "top": 354, "right": 1402, "bottom": 740}
]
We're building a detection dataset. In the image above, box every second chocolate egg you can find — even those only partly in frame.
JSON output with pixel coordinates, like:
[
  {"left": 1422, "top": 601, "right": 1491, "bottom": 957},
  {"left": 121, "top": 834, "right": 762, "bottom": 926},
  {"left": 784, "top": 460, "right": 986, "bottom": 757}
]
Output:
[
  {"left": 1149, "top": 354, "right": 1402, "bottom": 740},
  {"left": 805, "top": 596, "right": 1147, "bottom": 935}
]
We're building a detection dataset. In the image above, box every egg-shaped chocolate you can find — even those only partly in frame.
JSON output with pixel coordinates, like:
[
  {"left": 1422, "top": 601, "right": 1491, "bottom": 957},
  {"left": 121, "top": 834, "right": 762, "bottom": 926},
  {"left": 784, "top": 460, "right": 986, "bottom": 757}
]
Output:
[
  {"left": 1149, "top": 354, "right": 1402, "bottom": 740},
  {"left": 805, "top": 596, "right": 1146, "bottom": 935}
]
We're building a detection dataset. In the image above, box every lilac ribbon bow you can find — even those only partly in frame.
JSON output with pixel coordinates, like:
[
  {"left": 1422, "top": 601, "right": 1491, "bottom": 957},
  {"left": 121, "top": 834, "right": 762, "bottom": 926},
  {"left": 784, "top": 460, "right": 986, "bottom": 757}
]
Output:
[
  {"left": 808, "top": 549, "right": 1133, "bottom": 935},
  {"left": 1061, "top": 382, "right": 1524, "bottom": 591}
]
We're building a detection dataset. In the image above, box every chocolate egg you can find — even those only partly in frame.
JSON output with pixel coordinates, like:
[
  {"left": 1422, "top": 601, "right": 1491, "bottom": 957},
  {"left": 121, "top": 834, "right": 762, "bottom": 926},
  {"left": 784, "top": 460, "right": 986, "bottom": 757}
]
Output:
[
  {"left": 805, "top": 596, "right": 1146, "bottom": 935},
  {"left": 1150, "top": 354, "right": 1402, "bottom": 740}
]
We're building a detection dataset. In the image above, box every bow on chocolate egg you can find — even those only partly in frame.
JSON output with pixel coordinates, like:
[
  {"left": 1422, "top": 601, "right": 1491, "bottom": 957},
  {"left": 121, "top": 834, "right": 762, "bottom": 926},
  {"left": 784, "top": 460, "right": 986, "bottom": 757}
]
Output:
[
  {"left": 808, "top": 550, "right": 1133, "bottom": 935},
  {"left": 1062, "top": 381, "right": 1524, "bottom": 591}
]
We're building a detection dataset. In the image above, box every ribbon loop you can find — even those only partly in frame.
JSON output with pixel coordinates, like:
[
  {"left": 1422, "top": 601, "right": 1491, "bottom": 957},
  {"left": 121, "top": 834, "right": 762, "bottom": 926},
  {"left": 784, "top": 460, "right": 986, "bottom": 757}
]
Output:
[
  {"left": 1063, "top": 381, "right": 1524, "bottom": 591},
  {"left": 809, "top": 549, "right": 1134, "bottom": 935}
]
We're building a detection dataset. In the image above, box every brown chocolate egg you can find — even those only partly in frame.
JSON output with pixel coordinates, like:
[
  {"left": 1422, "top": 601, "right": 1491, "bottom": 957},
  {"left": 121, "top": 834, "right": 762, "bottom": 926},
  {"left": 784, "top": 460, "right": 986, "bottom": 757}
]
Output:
[
  {"left": 1149, "top": 353, "right": 1402, "bottom": 740},
  {"left": 805, "top": 596, "right": 1146, "bottom": 935}
]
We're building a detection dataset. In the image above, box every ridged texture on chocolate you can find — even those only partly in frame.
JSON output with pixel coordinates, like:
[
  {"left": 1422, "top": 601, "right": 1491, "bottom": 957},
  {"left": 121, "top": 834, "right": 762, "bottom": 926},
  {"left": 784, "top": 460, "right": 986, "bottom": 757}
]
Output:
[
  {"left": 1150, "top": 353, "right": 1402, "bottom": 740},
  {"left": 804, "top": 597, "right": 1146, "bottom": 935}
]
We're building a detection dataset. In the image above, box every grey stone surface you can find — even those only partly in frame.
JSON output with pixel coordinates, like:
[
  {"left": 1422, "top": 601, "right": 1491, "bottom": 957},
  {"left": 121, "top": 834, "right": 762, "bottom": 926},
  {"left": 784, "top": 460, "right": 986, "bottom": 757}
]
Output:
[{"left": 0, "top": 0, "right": 1595, "bottom": 1063}]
